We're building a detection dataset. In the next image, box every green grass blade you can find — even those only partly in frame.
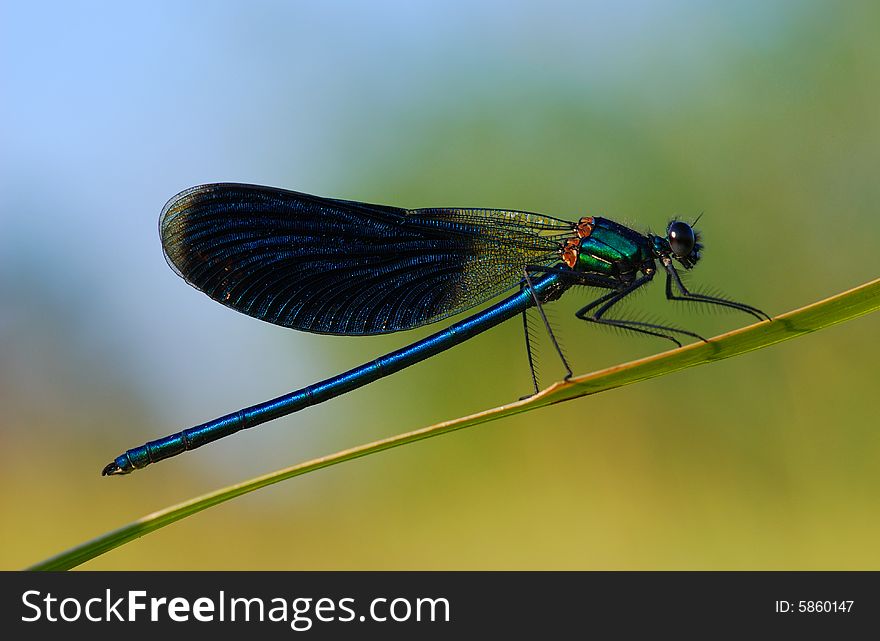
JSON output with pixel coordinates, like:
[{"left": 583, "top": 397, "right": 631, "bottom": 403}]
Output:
[{"left": 27, "top": 277, "right": 880, "bottom": 570}]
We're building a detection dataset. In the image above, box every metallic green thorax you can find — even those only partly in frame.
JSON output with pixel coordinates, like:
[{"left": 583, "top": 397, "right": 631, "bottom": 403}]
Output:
[{"left": 575, "top": 217, "right": 654, "bottom": 276}]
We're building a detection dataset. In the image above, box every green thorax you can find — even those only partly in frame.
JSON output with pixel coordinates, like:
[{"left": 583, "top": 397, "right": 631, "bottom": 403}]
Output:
[{"left": 575, "top": 217, "right": 654, "bottom": 275}]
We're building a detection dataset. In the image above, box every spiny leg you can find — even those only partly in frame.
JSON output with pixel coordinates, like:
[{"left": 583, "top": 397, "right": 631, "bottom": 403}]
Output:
[
  {"left": 519, "top": 284, "right": 540, "bottom": 395},
  {"left": 575, "top": 274, "right": 706, "bottom": 347},
  {"left": 522, "top": 268, "right": 573, "bottom": 379},
  {"left": 582, "top": 285, "right": 708, "bottom": 343},
  {"left": 521, "top": 264, "right": 690, "bottom": 371},
  {"left": 519, "top": 265, "right": 632, "bottom": 388},
  {"left": 599, "top": 319, "right": 707, "bottom": 343},
  {"left": 663, "top": 261, "right": 771, "bottom": 321},
  {"left": 526, "top": 265, "right": 707, "bottom": 347}
]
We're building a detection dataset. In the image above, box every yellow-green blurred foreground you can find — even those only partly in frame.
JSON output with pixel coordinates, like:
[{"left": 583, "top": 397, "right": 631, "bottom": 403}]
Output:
[{"left": 2, "top": 1, "right": 878, "bottom": 569}]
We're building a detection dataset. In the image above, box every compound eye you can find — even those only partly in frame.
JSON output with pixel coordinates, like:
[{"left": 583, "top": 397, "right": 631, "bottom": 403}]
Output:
[{"left": 668, "top": 221, "right": 695, "bottom": 257}]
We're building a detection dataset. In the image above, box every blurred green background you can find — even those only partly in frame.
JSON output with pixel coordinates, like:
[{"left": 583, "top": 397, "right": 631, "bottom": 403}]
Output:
[{"left": 2, "top": 1, "right": 878, "bottom": 570}]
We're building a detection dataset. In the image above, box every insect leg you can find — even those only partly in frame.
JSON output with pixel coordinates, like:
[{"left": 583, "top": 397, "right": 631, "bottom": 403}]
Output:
[
  {"left": 663, "top": 262, "right": 771, "bottom": 321},
  {"left": 575, "top": 274, "right": 706, "bottom": 347},
  {"left": 522, "top": 268, "right": 573, "bottom": 379},
  {"left": 519, "top": 283, "right": 540, "bottom": 395}
]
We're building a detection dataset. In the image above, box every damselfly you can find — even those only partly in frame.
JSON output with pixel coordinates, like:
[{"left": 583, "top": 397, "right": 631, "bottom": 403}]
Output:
[{"left": 102, "top": 183, "right": 768, "bottom": 475}]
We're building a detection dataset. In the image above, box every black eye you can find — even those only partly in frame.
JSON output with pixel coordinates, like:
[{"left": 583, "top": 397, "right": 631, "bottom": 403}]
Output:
[{"left": 668, "top": 221, "right": 695, "bottom": 257}]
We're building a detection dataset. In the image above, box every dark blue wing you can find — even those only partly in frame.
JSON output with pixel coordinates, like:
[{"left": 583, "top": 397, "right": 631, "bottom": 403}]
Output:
[{"left": 160, "top": 183, "right": 571, "bottom": 335}]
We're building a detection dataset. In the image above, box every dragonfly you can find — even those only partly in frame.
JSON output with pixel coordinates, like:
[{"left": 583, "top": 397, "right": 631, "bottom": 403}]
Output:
[{"left": 102, "top": 183, "right": 769, "bottom": 475}]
